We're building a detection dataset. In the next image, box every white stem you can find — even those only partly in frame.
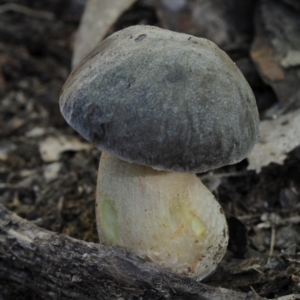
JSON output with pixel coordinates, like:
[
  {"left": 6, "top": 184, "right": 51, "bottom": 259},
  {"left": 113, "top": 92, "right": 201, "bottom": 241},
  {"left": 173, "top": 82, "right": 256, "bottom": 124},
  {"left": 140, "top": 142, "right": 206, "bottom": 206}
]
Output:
[{"left": 96, "top": 153, "right": 228, "bottom": 279}]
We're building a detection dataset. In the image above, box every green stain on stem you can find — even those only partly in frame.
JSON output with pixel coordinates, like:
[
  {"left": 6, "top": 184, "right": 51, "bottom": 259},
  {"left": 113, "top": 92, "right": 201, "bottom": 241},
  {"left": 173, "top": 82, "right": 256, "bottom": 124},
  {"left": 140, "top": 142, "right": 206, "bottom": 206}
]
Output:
[
  {"left": 191, "top": 216, "right": 206, "bottom": 237},
  {"left": 99, "top": 194, "right": 118, "bottom": 245}
]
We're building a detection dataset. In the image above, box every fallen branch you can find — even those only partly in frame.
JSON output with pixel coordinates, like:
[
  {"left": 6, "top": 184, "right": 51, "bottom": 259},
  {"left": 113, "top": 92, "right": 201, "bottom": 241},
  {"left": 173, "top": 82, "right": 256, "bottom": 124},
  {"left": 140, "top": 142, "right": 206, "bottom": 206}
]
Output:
[
  {"left": 0, "top": 203, "right": 261, "bottom": 300},
  {"left": 0, "top": 3, "right": 54, "bottom": 20}
]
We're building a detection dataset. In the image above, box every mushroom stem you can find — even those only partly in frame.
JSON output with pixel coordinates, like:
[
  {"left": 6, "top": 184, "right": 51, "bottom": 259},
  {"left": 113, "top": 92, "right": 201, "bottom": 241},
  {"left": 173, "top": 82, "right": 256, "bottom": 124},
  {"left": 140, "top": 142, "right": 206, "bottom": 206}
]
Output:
[{"left": 96, "top": 153, "right": 228, "bottom": 279}]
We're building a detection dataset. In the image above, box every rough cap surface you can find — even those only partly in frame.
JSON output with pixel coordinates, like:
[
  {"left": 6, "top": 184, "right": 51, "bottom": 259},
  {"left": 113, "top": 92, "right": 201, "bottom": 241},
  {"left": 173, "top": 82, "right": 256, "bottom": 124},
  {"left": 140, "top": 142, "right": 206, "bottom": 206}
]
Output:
[{"left": 60, "top": 25, "right": 259, "bottom": 172}]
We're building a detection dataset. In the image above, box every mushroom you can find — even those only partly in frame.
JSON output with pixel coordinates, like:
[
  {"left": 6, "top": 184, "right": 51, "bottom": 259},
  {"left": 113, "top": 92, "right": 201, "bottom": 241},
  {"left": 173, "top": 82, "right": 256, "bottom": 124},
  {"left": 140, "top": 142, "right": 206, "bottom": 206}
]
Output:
[{"left": 59, "top": 26, "right": 259, "bottom": 279}]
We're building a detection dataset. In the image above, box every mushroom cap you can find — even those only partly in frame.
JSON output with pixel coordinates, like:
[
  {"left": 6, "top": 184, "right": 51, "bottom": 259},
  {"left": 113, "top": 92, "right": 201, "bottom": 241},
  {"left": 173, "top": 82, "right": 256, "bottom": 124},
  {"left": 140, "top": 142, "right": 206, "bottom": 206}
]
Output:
[{"left": 60, "top": 25, "right": 259, "bottom": 172}]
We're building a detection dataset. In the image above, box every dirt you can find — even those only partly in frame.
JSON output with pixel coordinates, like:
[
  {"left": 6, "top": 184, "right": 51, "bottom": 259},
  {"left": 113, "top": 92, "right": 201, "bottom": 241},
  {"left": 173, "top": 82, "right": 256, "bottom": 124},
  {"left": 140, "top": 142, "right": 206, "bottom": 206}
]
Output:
[{"left": 0, "top": 0, "right": 300, "bottom": 299}]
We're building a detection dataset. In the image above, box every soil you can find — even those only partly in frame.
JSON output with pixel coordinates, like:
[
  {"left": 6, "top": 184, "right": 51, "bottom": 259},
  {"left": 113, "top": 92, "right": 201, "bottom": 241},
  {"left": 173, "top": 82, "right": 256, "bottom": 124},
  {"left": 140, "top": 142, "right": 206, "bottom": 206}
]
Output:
[{"left": 0, "top": 0, "right": 300, "bottom": 299}]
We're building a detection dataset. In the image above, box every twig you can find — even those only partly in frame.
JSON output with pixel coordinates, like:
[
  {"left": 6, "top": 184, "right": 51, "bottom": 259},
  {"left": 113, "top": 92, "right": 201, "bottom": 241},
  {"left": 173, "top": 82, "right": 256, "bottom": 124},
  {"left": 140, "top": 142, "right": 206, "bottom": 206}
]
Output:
[
  {"left": 256, "top": 216, "right": 300, "bottom": 229},
  {"left": 276, "top": 295, "right": 300, "bottom": 300},
  {"left": 268, "top": 225, "right": 276, "bottom": 263},
  {"left": 0, "top": 3, "right": 54, "bottom": 20}
]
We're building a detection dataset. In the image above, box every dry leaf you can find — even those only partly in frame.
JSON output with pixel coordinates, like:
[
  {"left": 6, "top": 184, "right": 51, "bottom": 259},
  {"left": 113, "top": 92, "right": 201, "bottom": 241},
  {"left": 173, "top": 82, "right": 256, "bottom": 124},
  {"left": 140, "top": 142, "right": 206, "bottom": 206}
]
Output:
[
  {"left": 251, "top": 0, "right": 300, "bottom": 106},
  {"left": 39, "top": 135, "right": 92, "bottom": 162},
  {"left": 25, "top": 127, "right": 46, "bottom": 138},
  {"left": 72, "top": 0, "right": 138, "bottom": 68},
  {"left": 44, "top": 162, "right": 62, "bottom": 181},
  {"left": 248, "top": 109, "right": 300, "bottom": 172}
]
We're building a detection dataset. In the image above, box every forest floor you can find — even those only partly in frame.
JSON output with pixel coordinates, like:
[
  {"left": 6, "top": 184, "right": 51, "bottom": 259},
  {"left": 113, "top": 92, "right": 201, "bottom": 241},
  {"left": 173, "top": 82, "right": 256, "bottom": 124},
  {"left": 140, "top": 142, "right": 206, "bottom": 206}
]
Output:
[{"left": 0, "top": 0, "right": 300, "bottom": 299}]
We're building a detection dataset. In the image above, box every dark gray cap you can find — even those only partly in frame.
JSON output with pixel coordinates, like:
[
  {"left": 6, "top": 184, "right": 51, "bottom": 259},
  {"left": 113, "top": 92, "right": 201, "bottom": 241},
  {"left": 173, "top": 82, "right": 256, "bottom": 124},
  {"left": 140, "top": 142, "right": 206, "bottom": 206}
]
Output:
[{"left": 60, "top": 25, "right": 259, "bottom": 173}]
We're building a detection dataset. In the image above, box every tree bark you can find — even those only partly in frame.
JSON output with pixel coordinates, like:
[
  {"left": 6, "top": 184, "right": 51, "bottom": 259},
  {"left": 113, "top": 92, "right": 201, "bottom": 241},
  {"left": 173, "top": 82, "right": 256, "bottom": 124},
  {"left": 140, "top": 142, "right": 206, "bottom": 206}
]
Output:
[{"left": 0, "top": 204, "right": 262, "bottom": 300}]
